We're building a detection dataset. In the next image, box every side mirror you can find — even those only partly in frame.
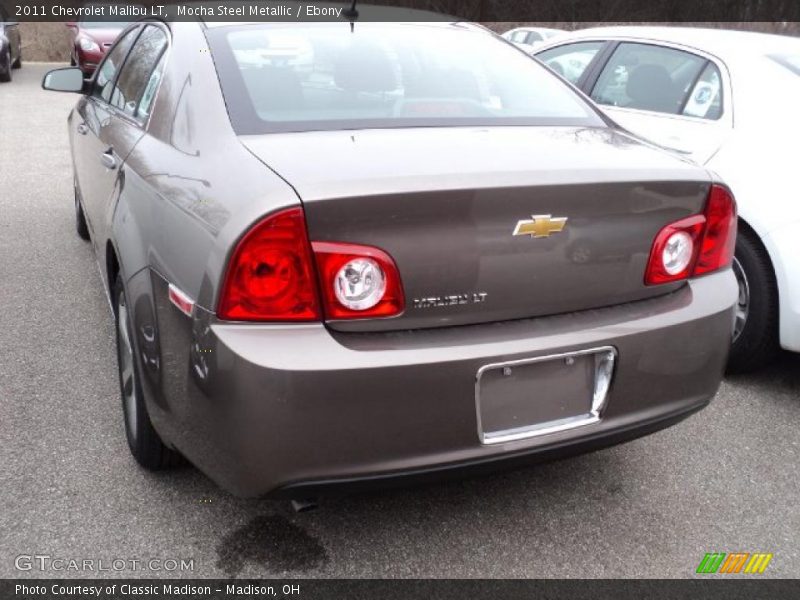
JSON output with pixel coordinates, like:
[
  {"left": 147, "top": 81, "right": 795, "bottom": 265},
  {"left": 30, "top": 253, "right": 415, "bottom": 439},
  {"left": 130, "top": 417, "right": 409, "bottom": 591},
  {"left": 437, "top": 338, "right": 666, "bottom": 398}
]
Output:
[{"left": 42, "top": 67, "right": 86, "bottom": 93}]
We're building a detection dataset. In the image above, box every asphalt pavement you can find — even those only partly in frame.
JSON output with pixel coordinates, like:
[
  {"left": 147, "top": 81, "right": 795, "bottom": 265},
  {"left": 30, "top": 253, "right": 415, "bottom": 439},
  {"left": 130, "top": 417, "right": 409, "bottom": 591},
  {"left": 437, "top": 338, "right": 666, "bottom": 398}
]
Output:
[{"left": 1, "top": 64, "right": 798, "bottom": 579}]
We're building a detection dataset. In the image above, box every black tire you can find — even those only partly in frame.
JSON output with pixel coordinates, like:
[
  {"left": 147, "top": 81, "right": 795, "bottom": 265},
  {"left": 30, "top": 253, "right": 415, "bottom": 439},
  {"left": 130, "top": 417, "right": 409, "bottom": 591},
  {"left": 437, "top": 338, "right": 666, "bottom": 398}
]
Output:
[
  {"left": 74, "top": 183, "right": 90, "bottom": 241},
  {"left": 114, "top": 275, "right": 182, "bottom": 470},
  {"left": 70, "top": 56, "right": 76, "bottom": 67},
  {"left": 727, "top": 228, "right": 780, "bottom": 374},
  {"left": 11, "top": 51, "right": 21, "bottom": 69},
  {"left": 0, "top": 49, "right": 11, "bottom": 83}
]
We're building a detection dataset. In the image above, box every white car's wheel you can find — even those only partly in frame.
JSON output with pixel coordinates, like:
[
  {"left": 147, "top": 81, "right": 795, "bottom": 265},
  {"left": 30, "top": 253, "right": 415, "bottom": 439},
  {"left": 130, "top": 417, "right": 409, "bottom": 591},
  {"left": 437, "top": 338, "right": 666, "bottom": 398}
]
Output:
[{"left": 727, "top": 229, "right": 780, "bottom": 373}]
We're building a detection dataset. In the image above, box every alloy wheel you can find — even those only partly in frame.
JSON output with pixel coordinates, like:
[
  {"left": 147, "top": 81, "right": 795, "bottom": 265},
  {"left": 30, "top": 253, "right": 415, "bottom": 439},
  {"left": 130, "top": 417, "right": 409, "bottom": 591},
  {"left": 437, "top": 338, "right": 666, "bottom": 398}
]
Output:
[
  {"left": 117, "top": 291, "right": 139, "bottom": 444},
  {"left": 731, "top": 256, "right": 750, "bottom": 343}
]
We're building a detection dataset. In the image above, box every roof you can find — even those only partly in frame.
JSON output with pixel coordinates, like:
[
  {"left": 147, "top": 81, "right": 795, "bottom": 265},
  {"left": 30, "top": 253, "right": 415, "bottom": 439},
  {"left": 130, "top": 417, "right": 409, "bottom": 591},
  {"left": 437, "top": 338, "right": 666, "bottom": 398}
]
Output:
[{"left": 556, "top": 26, "right": 800, "bottom": 59}]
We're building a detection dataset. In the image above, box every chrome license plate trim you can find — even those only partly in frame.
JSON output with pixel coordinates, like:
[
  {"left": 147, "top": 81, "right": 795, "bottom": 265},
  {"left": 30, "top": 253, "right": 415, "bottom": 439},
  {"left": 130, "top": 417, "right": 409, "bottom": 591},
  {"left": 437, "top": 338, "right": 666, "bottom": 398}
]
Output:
[{"left": 475, "top": 346, "right": 617, "bottom": 445}]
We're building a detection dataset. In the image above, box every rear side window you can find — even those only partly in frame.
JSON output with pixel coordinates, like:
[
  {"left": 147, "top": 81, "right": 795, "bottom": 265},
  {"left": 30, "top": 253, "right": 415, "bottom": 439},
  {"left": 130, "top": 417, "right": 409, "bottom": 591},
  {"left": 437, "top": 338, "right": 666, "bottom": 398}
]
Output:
[
  {"left": 137, "top": 52, "right": 167, "bottom": 121},
  {"left": 111, "top": 25, "right": 168, "bottom": 119},
  {"left": 682, "top": 61, "right": 723, "bottom": 119},
  {"left": 536, "top": 41, "right": 604, "bottom": 85},
  {"left": 207, "top": 24, "right": 604, "bottom": 134},
  {"left": 93, "top": 26, "right": 140, "bottom": 103},
  {"left": 590, "top": 42, "right": 722, "bottom": 120}
]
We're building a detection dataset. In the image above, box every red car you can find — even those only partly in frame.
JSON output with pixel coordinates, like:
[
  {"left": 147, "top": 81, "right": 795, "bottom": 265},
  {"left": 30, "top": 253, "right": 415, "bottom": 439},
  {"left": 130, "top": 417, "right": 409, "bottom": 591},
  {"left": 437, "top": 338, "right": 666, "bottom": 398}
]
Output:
[{"left": 66, "top": 20, "right": 128, "bottom": 76}]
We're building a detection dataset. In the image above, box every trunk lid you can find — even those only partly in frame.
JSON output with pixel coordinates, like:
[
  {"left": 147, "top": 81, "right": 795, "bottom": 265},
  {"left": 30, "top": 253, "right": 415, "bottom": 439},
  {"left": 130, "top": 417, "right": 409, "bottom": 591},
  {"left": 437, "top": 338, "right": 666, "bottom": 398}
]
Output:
[{"left": 240, "top": 127, "right": 711, "bottom": 332}]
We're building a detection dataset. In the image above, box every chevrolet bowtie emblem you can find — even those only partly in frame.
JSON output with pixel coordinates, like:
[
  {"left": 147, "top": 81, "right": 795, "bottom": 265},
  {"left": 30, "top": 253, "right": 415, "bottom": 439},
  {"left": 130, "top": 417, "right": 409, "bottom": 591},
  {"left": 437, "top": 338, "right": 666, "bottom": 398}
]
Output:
[{"left": 513, "top": 215, "right": 568, "bottom": 238}]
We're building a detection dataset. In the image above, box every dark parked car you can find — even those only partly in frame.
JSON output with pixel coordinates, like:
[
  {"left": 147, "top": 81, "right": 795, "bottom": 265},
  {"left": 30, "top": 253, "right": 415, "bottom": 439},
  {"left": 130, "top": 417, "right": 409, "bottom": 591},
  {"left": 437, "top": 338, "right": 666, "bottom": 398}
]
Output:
[
  {"left": 42, "top": 20, "right": 737, "bottom": 499},
  {"left": 0, "top": 18, "right": 22, "bottom": 82},
  {"left": 67, "top": 19, "right": 128, "bottom": 76}
]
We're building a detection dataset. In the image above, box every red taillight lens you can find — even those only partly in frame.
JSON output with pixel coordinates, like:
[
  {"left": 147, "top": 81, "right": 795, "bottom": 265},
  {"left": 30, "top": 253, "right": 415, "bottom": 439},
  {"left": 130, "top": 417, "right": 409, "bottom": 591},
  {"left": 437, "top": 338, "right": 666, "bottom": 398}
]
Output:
[
  {"left": 694, "top": 184, "right": 737, "bottom": 276},
  {"left": 218, "top": 207, "right": 320, "bottom": 321},
  {"left": 645, "top": 184, "right": 736, "bottom": 285},
  {"left": 312, "top": 241, "right": 405, "bottom": 320}
]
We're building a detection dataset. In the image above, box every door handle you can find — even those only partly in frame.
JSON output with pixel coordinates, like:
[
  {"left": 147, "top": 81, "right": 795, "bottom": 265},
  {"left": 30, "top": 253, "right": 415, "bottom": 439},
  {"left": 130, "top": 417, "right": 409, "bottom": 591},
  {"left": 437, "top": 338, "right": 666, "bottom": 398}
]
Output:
[
  {"left": 77, "top": 123, "right": 88, "bottom": 135},
  {"left": 100, "top": 149, "right": 117, "bottom": 170}
]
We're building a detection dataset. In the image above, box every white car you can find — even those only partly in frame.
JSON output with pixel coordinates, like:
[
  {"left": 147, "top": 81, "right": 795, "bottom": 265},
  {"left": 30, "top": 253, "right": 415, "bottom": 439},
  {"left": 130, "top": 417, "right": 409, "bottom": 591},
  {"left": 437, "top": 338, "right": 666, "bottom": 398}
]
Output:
[
  {"left": 535, "top": 27, "right": 800, "bottom": 372},
  {"left": 501, "top": 27, "right": 565, "bottom": 53}
]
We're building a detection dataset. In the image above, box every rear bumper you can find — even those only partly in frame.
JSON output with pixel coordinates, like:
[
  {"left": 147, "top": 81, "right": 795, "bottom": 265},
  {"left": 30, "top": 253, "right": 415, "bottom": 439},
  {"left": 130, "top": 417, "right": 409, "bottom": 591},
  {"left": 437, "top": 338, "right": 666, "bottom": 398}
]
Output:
[
  {"left": 153, "top": 271, "right": 736, "bottom": 498},
  {"left": 272, "top": 398, "right": 707, "bottom": 499}
]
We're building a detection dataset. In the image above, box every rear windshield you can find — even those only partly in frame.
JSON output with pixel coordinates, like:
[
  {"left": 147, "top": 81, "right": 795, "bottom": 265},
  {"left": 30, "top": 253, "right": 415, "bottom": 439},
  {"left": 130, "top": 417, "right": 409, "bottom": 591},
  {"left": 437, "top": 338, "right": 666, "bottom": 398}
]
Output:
[
  {"left": 769, "top": 53, "right": 800, "bottom": 76},
  {"left": 206, "top": 23, "right": 605, "bottom": 134}
]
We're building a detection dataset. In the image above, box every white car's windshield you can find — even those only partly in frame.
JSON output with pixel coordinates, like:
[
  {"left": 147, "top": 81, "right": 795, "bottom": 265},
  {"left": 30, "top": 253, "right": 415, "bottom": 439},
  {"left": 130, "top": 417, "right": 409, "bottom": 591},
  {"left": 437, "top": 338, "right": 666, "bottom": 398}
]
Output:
[{"left": 207, "top": 23, "right": 605, "bottom": 134}]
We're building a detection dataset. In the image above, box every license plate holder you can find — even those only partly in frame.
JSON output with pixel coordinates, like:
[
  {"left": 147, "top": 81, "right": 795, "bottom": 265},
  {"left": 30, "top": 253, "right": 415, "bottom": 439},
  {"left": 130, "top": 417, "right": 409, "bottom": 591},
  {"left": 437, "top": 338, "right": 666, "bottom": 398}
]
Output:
[{"left": 476, "top": 347, "right": 616, "bottom": 445}]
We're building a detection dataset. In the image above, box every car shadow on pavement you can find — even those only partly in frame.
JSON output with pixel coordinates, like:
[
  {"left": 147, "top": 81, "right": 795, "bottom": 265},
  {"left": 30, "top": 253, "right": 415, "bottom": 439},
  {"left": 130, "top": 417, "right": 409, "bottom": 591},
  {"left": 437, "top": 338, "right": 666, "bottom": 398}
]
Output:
[
  {"left": 222, "top": 449, "right": 630, "bottom": 576},
  {"left": 725, "top": 351, "right": 800, "bottom": 393},
  {"left": 148, "top": 438, "right": 626, "bottom": 577},
  {"left": 215, "top": 513, "right": 329, "bottom": 577}
]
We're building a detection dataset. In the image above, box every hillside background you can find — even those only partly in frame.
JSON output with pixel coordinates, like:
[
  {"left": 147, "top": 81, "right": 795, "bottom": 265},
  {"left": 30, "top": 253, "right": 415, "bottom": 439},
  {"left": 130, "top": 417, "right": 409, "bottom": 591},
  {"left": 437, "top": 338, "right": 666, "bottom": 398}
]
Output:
[{"left": 17, "top": 21, "right": 800, "bottom": 62}]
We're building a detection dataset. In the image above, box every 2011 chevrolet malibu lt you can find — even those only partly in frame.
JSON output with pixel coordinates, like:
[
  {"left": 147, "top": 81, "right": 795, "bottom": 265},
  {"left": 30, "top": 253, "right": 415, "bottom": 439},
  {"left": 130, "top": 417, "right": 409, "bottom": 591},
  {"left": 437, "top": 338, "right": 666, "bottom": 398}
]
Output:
[{"left": 43, "top": 20, "right": 738, "bottom": 498}]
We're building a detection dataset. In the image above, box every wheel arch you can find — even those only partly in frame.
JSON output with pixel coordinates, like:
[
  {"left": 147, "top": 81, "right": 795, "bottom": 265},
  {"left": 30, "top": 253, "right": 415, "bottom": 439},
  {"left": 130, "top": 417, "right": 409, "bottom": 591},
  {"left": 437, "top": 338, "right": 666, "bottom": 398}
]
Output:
[
  {"left": 109, "top": 247, "right": 176, "bottom": 448},
  {"left": 727, "top": 214, "right": 783, "bottom": 369},
  {"left": 106, "top": 240, "right": 120, "bottom": 302},
  {"left": 741, "top": 213, "right": 800, "bottom": 353},
  {"left": 736, "top": 216, "right": 777, "bottom": 282}
]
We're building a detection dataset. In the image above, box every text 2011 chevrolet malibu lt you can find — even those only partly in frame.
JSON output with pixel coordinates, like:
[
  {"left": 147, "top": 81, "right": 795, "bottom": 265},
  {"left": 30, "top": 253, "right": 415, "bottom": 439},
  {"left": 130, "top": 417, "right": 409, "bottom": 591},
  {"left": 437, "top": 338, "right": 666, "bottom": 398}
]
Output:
[{"left": 43, "top": 20, "right": 737, "bottom": 498}]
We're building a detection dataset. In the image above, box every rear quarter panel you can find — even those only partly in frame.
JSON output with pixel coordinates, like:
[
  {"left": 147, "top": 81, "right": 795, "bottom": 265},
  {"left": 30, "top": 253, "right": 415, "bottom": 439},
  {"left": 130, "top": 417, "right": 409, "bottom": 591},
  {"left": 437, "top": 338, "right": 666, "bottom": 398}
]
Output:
[{"left": 113, "top": 21, "right": 301, "bottom": 445}]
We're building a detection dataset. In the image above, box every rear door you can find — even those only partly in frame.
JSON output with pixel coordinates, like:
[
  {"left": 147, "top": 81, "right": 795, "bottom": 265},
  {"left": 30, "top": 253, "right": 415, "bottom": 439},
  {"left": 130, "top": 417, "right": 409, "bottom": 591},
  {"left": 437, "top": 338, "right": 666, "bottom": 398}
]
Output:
[
  {"left": 74, "top": 25, "right": 141, "bottom": 242},
  {"left": 76, "top": 24, "right": 169, "bottom": 259},
  {"left": 586, "top": 41, "right": 732, "bottom": 163}
]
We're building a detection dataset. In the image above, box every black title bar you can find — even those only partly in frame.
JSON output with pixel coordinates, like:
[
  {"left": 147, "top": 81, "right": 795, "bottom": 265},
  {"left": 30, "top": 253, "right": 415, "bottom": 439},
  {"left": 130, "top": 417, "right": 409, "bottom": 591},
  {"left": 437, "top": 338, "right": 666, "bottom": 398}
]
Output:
[
  {"left": 5, "top": 579, "right": 800, "bottom": 600},
  {"left": 2, "top": 0, "right": 800, "bottom": 22}
]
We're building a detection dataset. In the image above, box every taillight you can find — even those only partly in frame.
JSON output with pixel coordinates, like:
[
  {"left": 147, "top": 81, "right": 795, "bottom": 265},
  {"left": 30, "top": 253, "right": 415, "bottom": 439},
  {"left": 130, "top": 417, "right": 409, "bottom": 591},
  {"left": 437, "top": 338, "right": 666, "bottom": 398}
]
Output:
[
  {"left": 645, "top": 184, "right": 736, "bottom": 285},
  {"left": 218, "top": 207, "right": 320, "bottom": 321},
  {"left": 218, "top": 208, "right": 405, "bottom": 322},
  {"left": 693, "top": 184, "right": 737, "bottom": 276},
  {"left": 645, "top": 215, "right": 705, "bottom": 284},
  {"left": 312, "top": 242, "right": 405, "bottom": 319}
]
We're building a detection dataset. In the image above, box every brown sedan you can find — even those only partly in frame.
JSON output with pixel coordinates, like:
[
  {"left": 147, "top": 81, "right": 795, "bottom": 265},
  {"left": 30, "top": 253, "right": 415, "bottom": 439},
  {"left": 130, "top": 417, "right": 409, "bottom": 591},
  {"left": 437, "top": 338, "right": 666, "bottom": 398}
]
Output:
[{"left": 42, "top": 20, "right": 737, "bottom": 499}]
